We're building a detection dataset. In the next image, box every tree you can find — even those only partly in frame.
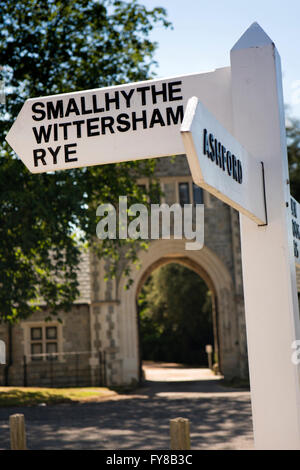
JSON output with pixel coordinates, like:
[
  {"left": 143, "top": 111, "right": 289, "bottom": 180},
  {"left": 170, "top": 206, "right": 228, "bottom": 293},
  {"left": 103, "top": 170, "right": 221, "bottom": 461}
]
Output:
[
  {"left": 0, "top": 0, "right": 170, "bottom": 322},
  {"left": 138, "top": 263, "right": 213, "bottom": 365}
]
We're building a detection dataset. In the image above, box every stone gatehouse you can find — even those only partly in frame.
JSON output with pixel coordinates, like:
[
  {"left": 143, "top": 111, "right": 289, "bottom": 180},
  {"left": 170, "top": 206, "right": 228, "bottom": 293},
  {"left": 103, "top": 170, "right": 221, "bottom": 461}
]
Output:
[{"left": 1, "top": 154, "right": 293, "bottom": 387}]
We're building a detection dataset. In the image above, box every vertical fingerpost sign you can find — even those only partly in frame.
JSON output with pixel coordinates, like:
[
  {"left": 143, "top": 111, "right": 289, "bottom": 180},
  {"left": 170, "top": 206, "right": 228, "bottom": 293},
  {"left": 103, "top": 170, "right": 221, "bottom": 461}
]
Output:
[{"left": 231, "top": 23, "right": 300, "bottom": 449}]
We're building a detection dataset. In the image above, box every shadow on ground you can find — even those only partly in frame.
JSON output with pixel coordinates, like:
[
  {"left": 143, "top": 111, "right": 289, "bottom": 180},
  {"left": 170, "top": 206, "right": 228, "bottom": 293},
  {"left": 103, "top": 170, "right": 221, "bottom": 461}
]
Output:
[{"left": 0, "top": 365, "right": 253, "bottom": 450}]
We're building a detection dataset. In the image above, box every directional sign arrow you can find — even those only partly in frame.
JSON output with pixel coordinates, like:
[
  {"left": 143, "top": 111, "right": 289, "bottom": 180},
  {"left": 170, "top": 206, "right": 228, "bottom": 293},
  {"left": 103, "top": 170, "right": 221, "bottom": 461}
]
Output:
[
  {"left": 180, "top": 96, "right": 267, "bottom": 225},
  {"left": 5, "top": 68, "right": 232, "bottom": 174}
]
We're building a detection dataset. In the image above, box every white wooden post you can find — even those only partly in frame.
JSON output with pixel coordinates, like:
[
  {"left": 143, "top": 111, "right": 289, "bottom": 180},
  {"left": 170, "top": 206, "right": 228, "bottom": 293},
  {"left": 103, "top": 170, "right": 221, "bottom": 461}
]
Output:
[{"left": 230, "top": 22, "right": 300, "bottom": 449}]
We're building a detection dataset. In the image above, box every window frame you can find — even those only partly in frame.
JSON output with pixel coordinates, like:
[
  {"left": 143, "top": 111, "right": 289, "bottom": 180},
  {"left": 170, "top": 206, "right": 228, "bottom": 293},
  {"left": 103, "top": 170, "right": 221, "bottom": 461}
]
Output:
[
  {"left": 137, "top": 176, "right": 209, "bottom": 206},
  {"left": 22, "top": 321, "right": 63, "bottom": 363},
  {"left": 192, "top": 182, "right": 204, "bottom": 205},
  {"left": 178, "top": 181, "right": 191, "bottom": 206}
]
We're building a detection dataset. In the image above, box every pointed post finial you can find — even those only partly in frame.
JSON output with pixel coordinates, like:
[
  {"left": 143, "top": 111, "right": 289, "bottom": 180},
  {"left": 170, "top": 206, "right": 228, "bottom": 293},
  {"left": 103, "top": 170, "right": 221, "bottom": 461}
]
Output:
[{"left": 231, "top": 22, "right": 274, "bottom": 51}]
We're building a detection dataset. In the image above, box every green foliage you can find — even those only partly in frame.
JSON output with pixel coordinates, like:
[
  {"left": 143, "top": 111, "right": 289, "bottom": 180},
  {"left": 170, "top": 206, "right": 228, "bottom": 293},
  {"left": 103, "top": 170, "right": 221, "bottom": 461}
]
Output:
[
  {"left": 138, "top": 263, "right": 214, "bottom": 366},
  {"left": 0, "top": 0, "right": 170, "bottom": 322},
  {"left": 287, "top": 118, "right": 300, "bottom": 201}
]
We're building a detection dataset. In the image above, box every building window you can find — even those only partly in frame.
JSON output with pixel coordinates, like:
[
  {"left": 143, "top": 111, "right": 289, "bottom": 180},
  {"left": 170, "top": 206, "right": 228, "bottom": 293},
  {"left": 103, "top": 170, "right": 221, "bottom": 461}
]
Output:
[
  {"left": 193, "top": 183, "right": 204, "bottom": 205},
  {"left": 178, "top": 182, "right": 190, "bottom": 206},
  {"left": 26, "top": 323, "right": 61, "bottom": 362}
]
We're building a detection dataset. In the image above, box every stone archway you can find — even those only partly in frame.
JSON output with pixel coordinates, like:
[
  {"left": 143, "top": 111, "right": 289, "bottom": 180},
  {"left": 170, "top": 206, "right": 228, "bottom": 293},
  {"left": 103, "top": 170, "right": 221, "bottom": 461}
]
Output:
[
  {"left": 135, "top": 255, "right": 219, "bottom": 382},
  {"left": 116, "top": 239, "right": 241, "bottom": 384}
]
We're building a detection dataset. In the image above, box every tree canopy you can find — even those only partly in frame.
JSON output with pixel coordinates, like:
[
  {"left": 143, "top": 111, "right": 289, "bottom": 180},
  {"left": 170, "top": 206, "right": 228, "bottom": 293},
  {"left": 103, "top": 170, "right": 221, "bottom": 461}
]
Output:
[{"left": 0, "top": 0, "right": 170, "bottom": 322}]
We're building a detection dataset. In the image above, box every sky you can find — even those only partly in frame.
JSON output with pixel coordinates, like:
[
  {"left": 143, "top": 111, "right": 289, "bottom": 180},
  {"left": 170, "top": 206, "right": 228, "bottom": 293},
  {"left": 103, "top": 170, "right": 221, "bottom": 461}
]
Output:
[{"left": 141, "top": 0, "right": 300, "bottom": 120}]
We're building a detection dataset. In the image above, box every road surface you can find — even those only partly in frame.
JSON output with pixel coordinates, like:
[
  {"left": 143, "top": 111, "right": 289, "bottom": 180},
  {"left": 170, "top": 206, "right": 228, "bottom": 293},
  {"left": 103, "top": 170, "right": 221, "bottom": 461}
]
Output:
[{"left": 0, "top": 363, "right": 254, "bottom": 450}]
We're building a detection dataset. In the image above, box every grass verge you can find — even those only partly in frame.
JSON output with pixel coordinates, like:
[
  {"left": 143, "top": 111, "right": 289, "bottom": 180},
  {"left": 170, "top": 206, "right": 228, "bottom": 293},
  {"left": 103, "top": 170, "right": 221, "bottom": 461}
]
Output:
[{"left": 0, "top": 387, "right": 118, "bottom": 407}]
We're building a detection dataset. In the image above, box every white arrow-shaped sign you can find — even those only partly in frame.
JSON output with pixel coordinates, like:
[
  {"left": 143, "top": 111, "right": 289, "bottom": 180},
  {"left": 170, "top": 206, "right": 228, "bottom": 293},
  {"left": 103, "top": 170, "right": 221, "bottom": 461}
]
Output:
[
  {"left": 180, "top": 96, "right": 267, "bottom": 225},
  {"left": 5, "top": 69, "right": 232, "bottom": 174}
]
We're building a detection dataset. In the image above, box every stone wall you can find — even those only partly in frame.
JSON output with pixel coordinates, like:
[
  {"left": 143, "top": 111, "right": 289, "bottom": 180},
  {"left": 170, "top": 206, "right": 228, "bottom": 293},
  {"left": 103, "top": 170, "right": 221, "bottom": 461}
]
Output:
[{"left": 0, "top": 304, "right": 94, "bottom": 387}]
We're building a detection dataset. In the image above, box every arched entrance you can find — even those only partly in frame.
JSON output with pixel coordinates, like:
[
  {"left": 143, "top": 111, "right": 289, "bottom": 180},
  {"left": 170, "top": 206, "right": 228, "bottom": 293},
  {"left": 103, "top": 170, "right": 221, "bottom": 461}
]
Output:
[
  {"left": 136, "top": 260, "right": 218, "bottom": 381},
  {"left": 117, "top": 239, "right": 241, "bottom": 384}
]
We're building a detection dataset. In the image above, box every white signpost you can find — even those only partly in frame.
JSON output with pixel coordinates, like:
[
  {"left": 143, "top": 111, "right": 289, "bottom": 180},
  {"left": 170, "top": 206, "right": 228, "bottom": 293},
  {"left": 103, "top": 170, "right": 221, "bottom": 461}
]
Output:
[
  {"left": 0, "top": 340, "right": 5, "bottom": 365},
  {"left": 5, "top": 22, "right": 300, "bottom": 449},
  {"left": 5, "top": 69, "right": 232, "bottom": 173},
  {"left": 230, "top": 23, "right": 300, "bottom": 450}
]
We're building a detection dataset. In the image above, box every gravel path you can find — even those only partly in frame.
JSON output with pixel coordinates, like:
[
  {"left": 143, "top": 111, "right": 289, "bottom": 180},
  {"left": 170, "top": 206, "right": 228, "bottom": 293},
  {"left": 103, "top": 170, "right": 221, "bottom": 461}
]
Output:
[{"left": 0, "top": 364, "right": 254, "bottom": 450}]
